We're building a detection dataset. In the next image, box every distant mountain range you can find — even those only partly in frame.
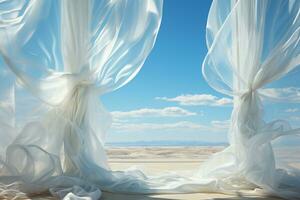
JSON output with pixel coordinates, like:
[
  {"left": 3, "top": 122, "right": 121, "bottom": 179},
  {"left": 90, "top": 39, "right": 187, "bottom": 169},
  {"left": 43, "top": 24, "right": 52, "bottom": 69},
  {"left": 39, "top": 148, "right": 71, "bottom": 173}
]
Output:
[{"left": 105, "top": 140, "right": 228, "bottom": 147}]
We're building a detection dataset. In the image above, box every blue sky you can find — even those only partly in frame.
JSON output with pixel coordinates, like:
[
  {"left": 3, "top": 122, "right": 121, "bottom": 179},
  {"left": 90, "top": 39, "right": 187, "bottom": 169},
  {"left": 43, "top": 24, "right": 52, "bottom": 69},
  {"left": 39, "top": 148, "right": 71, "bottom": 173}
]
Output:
[
  {"left": 103, "top": 0, "right": 234, "bottom": 144},
  {"left": 2, "top": 0, "right": 299, "bottom": 145},
  {"left": 102, "top": 0, "right": 300, "bottom": 145}
]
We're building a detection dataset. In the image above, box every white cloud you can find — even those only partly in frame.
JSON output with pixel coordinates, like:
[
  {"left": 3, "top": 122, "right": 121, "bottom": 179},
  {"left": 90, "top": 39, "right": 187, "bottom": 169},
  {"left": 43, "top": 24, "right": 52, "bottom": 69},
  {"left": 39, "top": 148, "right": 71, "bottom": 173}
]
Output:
[
  {"left": 112, "top": 121, "right": 207, "bottom": 132},
  {"left": 156, "top": 94, "right": 232, "bottom": 106},
  {"left": 112, "top": 119, "right": 230, "bottom": 133},
  {"left": 111, "top": 107, "right": 197, "bottom": 119},
  {"left": 154, "top": 88, "right": 300, "bottom": 107},
  {"left": 285, "top": 108, "right": 299, "bottom": 113},
  {"left": 210, "top": 120, "right": 231, "bottom": 129},
  {"left": 260, "top": 87, "right": 300, "bottom": 102}
]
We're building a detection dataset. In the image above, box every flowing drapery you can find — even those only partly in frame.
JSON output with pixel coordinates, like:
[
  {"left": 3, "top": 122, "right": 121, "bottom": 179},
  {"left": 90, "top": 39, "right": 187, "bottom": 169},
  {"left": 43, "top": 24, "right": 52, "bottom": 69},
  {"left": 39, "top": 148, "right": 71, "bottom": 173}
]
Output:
[
  {"left": 202, "top": 0, "right": 300, "bottom": 198},
  {"left": 0, "top": 0, "right": 163, "bottom": 199},
  {"left": 1, "top": 0, "right": 300, "bottom": 199}
]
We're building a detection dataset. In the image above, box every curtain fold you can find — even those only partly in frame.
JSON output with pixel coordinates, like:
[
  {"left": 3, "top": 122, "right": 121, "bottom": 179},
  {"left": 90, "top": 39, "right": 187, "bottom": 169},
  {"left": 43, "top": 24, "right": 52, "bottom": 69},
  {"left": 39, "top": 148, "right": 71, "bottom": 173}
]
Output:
[
  {"left": 0, "top": 0, "right": 163, "bottom": 199},
  {"left": 202, "top": 0, "right": 300, "bottom": 198},
  {"left": 1, "top": 0, "right": 300, "bottom": 199}
]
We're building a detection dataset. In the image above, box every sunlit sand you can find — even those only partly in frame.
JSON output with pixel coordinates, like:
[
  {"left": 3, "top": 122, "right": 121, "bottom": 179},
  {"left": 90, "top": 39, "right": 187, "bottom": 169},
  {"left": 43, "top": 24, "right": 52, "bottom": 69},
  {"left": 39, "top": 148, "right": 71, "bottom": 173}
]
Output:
[
  {"left": 105, "top": 146, "right": 282, "bottom": 200},
  {"left": 4, "top": 146, "right": 298, "bottom": 199}
]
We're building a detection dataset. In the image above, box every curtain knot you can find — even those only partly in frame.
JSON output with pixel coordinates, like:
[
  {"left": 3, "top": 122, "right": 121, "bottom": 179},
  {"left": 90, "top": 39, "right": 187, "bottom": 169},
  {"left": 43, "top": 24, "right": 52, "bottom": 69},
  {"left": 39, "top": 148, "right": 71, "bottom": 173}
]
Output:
[
  {"left": 70, "top": 67, "right": 98, "bottom": 92},
  {"left": 237, "top": 85, "right": 261, "bottom": 101}
]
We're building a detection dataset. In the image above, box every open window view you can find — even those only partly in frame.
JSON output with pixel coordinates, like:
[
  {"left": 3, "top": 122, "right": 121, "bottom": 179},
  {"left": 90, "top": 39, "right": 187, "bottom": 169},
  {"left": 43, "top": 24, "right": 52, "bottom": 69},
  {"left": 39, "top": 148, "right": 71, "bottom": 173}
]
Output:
[{"left": 0, "top": 0, "right": 300, "bottom": 200}]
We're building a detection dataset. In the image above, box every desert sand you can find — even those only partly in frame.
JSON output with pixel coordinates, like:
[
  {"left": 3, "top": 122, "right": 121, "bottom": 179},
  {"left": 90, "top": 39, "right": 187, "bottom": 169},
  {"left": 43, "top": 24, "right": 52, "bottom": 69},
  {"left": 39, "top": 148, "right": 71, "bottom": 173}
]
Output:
[
  {"left": 108, "top": 146, "right": 222, "bottom": 174},
  {"left": 105, "top": 147, "right": 282, "bottom": 200},
  {"left": 27, "top": 147, "right": 287, "bottom": 199}
]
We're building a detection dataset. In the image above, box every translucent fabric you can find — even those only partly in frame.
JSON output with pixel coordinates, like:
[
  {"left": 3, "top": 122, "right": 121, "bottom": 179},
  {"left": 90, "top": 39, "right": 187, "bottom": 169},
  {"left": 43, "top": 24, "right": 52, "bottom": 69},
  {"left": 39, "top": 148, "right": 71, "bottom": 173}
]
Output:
[
  {"left": 0, "top": 0, "right": 163, "bottom": 199},
  {"left": 1, "top": 0, "right": 300, "bottom": 199},
  {"left": 202, "top": 0, "right": 300, "bottom": 198}
]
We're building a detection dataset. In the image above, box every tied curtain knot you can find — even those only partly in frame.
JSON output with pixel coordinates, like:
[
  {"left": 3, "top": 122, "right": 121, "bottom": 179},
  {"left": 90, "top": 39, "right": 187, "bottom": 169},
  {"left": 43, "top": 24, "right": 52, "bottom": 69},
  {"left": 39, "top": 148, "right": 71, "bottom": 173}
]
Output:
[
  {"left": 73, "top": 66, "right": 96, "bottom": 90},
  {"left": 59, "top": 68, "right": 96, "bottom": 125},
  {"left": 233, "top": 84, "right": 300, "bottom": 148},
  {"left": 232, "top": 85, "right": 264, "bottom": 142},
  {"left": 238, "top": 85, "right": 259, "bottom": 100},
  {"left": 57, "top": 69, "right": 97, "bottom": 174}
]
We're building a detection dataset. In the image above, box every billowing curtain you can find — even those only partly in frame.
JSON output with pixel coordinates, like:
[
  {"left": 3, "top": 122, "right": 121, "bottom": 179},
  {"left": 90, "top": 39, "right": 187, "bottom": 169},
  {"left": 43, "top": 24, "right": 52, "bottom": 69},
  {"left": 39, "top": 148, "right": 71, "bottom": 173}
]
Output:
[
  {"left": 0, "top": 0, "right": 162, "bottom": 199},
  {"left": 202, "top": 0, "right": 300, "bottom": 198},
  {"left": 1, "top": 0, "right": 300, "bottom": 199}
]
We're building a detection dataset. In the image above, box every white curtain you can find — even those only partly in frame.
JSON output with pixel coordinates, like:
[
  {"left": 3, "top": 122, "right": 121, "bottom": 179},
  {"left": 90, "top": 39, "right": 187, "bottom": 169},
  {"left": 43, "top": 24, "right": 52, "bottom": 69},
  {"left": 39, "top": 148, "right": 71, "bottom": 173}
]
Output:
[
  {"left": 202, "top": 0, "right": 300, "bottom": 198},
  {"left": 0, "top": 0, "right": 163, "bottom": 199},
  {"left": 1, "top": 0, "right": 300, "bottom": 199}
]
